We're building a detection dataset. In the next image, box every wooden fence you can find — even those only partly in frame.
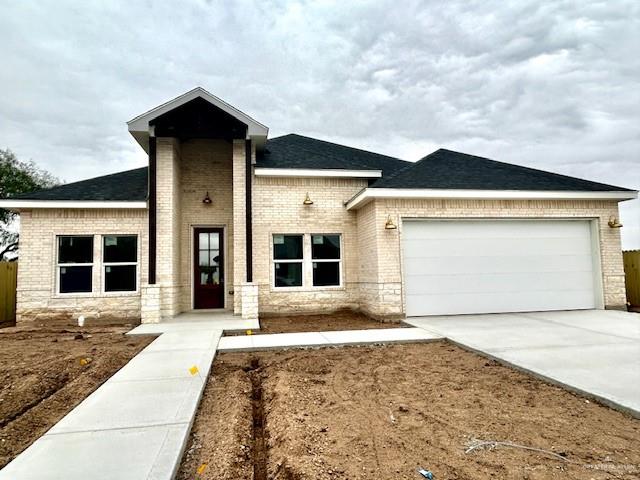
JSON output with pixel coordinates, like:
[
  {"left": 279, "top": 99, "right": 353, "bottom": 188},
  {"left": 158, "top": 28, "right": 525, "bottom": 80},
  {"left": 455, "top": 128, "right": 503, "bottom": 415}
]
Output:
[
  {"left": 623, "top": 250, "right": 640, "bottom": 308},
  {"left": 0, "top": 262, "right": 18, "bottom": 325}
]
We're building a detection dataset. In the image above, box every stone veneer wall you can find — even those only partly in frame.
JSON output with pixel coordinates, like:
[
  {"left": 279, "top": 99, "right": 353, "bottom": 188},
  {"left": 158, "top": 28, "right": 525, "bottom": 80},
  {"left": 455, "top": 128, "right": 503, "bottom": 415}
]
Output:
[
  {"left": 16, "top": 208, "right": 148, "bottom": 323},
  {"left": 357, "top": 198, "right": 627, "bottom": 318},
  {"left": 252, "top": 176, "right": 367, "bottom": 314}
]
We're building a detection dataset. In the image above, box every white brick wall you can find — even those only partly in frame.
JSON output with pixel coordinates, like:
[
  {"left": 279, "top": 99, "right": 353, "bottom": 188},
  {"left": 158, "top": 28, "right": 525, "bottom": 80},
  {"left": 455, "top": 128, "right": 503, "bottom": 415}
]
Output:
[
  {"left": 178, "top": 139, "right": 235, "bottom": 311},
  {"left": 15, "top": 140, "right": 629, "bottom": 324},
  {"left": 152, "top": 138, "right": 182, "bottom": 320},
  {"left": 232, "top": 140, "right": 247, "bottom": 313},
  {"left": 357, "top": 198, "right": 627, "bottom": 318},
  {"left": 252, "top": 176, "right": 367, "bottom": 315},
  {"left": 16, "top": 208, "right": 148, "bottom": 323}
]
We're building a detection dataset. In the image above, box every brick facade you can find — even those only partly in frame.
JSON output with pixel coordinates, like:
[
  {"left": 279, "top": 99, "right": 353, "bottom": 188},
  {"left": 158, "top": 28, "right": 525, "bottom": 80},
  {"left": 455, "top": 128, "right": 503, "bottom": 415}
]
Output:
[
  {"left": 178, "top": 139, "right": 235, "bottom": 312},
  {"left": 252, "top": 176, "right": 367, "bottom": 315},
  {"left": 14, "top": 140, "right": 629, "bottom": 324},
  {"left": 357, "top": 198, "right": 627, "bottom": 318},
  {"left": 16, "top": 208, "right": 147, "bottom": 323}
]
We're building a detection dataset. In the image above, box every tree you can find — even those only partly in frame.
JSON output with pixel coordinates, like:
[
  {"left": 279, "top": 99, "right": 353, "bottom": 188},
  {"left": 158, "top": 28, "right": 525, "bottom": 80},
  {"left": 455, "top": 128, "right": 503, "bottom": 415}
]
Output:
[{"left": 0, "top": 149, "right": 60, "bottom": 260}]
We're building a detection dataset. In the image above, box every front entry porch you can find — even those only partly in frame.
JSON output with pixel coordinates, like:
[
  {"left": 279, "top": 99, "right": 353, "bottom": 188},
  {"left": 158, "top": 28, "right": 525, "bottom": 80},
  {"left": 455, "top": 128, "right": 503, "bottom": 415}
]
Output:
[{"left": 131, "top": 309, "right": 260, "bottom": 334}]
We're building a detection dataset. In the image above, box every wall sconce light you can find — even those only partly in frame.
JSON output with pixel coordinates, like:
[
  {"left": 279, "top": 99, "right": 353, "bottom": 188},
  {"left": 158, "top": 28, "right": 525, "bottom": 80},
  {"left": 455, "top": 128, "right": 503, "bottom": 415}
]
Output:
[
  {"left": 384, "top": 215, "right": 397, "bottom": 230},
  {"left": 303, "top": 192, "right": 314, "bottom": 205},
  {"left": 608, "top": 216, "right": 623, "bottom": 228},
  {"left": 202, "top": 191, "right": 212, "bottom": 204}
]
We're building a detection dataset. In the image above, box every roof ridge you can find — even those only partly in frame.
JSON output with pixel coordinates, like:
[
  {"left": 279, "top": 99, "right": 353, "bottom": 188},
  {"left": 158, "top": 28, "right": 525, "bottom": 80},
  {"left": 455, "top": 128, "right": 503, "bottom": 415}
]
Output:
[{"left": 371, "top": 149, "right": 443, "bottom": 186}]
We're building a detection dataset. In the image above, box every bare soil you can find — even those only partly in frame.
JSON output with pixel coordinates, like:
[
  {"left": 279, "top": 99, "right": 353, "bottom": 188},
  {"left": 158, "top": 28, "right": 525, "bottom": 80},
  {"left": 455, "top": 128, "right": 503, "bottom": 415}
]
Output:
[
  {"left": 228, "top": 310, "right": 405, "bottom": 336},
  {"left": 179, "top": 342, "right": 640, "bottom": 480},
  {"left": 0, "top": 326, "right": 152, "bottom": 468}
]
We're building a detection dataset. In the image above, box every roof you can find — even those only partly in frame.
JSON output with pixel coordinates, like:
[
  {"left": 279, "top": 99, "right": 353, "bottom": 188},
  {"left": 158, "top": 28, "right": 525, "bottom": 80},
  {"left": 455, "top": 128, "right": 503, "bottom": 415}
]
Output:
[
  {"left": 257, "top": 134, "right": 410, "bottom": 177},
  {"left": 371, "top": 148, "right": 634, "bottom": 192},
  {"left": 128, "top": 87, "right": 268, "bottom": 153},
  {"left": 4, "top": 142, "right": 633, "bottom": 205},
  {"left": 10, "top": 167, "right": 148, "bottom": 201}
]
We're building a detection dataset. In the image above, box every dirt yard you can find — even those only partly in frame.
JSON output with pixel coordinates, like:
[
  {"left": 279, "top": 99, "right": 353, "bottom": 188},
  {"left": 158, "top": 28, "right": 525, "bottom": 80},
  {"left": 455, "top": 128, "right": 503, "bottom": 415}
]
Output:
[
  {"left": 0, "top": 326, "right": 152, "bottom": 468},
  {"left": 234, "top": 310, "right": 405, "bottom": 335},
  {"left": 178, "top": 342, "right": 640, "bottom": 480}
]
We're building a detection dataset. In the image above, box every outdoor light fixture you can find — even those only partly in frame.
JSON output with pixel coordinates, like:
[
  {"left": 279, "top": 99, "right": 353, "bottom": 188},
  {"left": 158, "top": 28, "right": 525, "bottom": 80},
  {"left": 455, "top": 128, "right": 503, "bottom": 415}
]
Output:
[
  {"left": 608, "top": 216, "right": 623, "bottom": 228},
  {"left": 385, "top": 215, "right": 397, "bottom": 230},
  {"left": 202, "top": 192, "right": 212, "bottom": 204},
  {"left": 303, "top": 192, "right": 314, "bottom": 205}
]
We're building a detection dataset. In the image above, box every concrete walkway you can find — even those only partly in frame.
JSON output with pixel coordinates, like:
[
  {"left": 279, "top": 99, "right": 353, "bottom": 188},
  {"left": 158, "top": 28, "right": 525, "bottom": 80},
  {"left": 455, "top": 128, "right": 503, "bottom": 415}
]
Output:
[
  {"left": 0, "top": 320, "right": 440, "bottom": 479},
  {"left": 129, "top": 310, "right": 260, "bottom": 335},
  {"left": 406, "top": 310, "right": 640, "bottom": 417},
  {"left": 218, "top": 327, "right": 440, "bottom": 351},
  {"left": 0, "top": 326, "right": 223, "bottom": 480}
]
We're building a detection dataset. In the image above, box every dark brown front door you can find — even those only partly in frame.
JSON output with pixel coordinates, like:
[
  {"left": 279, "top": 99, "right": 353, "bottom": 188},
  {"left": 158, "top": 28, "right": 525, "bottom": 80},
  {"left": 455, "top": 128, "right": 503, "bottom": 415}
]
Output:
[{"left": 194, "top": 228, "right": 224, "bottom": 309}]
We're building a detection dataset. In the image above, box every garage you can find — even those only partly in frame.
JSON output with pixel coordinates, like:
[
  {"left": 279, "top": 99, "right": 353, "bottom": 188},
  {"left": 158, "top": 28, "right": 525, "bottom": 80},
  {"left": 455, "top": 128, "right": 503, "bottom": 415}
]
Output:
[{"left": 402, "top": 219, "right": 600, "bottom": 316}]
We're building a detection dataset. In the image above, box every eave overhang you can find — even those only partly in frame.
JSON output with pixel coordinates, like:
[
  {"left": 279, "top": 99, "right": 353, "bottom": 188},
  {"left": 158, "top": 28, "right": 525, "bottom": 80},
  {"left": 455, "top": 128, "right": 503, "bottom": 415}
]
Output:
[
  {"left": 345, "top": 188, "right": 639, "bottom": 210},
  {"left": 0, "top": 200, "right": 148, "bottom": 211},
  {"left": 254, "top": 168, "right": 382, "bottom": 178}
]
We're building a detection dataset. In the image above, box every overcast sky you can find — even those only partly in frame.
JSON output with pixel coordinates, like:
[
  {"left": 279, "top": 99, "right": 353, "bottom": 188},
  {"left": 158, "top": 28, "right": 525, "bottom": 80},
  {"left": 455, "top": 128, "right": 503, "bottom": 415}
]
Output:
[{"left": 1, "top": 1, "right": 638, "bottom": 247}]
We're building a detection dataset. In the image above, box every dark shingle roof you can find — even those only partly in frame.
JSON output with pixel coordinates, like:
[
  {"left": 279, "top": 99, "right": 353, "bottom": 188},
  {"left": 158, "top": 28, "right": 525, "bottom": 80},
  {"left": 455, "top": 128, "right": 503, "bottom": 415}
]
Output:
[
  {"left": 371, "top": 148, "right": 633, "bottom": 192},
  {"left": 8, "top": 142, "right": 631, "bottom": 202},
  {"left": 258, "top": 134, "right": 410, "bottom": 176},
  {"left": 10, "top": 167, "right": 148, "bottom": 201}
]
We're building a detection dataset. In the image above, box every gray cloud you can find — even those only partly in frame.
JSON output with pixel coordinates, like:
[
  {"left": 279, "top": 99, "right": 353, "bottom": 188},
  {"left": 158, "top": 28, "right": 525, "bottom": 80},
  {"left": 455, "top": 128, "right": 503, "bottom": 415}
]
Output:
[{"left": 1, "top": 0, "right": 638, "bottom": 246}]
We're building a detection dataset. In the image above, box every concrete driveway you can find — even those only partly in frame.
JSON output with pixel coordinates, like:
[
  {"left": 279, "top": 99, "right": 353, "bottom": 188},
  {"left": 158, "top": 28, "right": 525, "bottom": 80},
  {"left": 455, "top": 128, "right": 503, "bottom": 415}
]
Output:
[{"left": 406, "top": 310, "right": 640, "bottom": 417}]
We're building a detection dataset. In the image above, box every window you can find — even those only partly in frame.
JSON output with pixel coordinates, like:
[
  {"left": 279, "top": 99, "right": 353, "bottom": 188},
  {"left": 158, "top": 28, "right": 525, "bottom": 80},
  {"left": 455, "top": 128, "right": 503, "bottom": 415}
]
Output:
[
  {"left": 273, "top": 234, "right": 303, "bottom": 287},
  {"left": 57, "top": 236, "right": 93, "bottom": 293},
  {"left": 103, "top": 235, "right": 138, "bottom": 292},
  {"left": 312, "top": 234, "right": 341, "bottom": 286}
]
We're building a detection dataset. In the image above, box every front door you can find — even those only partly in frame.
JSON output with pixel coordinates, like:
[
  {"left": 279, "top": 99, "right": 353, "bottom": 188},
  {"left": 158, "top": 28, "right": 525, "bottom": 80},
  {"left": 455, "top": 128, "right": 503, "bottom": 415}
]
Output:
[{"left": 194, "top": 228, "right": 224, "bottom": 309}]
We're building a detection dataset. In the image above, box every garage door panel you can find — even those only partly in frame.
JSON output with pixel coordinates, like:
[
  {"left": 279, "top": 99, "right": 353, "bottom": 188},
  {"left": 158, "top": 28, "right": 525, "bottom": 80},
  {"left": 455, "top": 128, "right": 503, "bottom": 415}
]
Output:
[
  {"left": 404, "top": 271, "right": 594, "bottom": 295},
  {"left": 402, "top": 220, "right": 598, "bottom": 316},
  {"left": 403, "top": 236, "right": 591, "bottom": 258},
  {"left": 406, "top": 289, "right": 597, "bottom": 316},
  {"left": 403, "top": 220, "right": 591, "bottom": 240},
  {"left": 403, "top": 254, "right": 595, "bottom": 276}
]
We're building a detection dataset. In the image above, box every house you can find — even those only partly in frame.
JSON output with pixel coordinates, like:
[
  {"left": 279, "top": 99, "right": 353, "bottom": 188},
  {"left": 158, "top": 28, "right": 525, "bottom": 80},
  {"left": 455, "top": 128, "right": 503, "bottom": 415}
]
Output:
[{"left": 1, "top": 87, "right": 636, "bottom": 324}]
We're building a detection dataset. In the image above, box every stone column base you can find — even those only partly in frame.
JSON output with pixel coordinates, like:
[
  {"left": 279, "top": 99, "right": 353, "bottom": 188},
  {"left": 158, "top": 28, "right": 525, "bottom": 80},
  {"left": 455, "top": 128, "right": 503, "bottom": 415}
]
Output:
[
  {"left": 140, "top": 284, "right": 161, "bottom": 324},
  {"left": 239, "top": 282, "right": 259, "bottom": 321}
]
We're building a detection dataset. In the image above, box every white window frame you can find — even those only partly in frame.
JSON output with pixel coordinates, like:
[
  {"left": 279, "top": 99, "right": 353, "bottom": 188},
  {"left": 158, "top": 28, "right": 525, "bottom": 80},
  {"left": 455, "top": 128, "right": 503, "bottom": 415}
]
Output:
[
  {"left": 272, "top": 234, "right": 305, "bottom": 289},
  {"left": 56, "top": 235, "right": 94, "bottom": 295},
  {"left": 310, "top": 234, "right": 342, "bottom": 288},
  {"left": 102, "top": 235, "right": 139, "bottom": 294}
]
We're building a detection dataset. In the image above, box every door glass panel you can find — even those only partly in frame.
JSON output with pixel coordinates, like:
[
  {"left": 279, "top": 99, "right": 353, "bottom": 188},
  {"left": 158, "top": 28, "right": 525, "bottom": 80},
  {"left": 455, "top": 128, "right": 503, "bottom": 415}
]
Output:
[
  {"left": 197, "top": 231, "right": 221, "bottom": 286},
  {"left": 209, "top": 233, "right": 219, "bottom": 249},
  {"left": 200, "top": 267, "right": 219, "bottom": 285},
  {"left": 209, "top": 250, "right": 220, "bottom": 266},
  {"left": 199, "top": 233, "right": 209, "bottom": 250}
]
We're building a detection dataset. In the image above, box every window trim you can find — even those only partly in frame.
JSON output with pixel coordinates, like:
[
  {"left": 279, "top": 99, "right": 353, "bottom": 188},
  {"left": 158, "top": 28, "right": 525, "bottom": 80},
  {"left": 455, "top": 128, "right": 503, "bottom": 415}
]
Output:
[
  {"left": 272, "top": 233, "right": 305, "bottom": 289},
  {"left": 56, "top": 235, "right": 94, "bottom": 295},
  {"left": 102, "top": 235, "right": 139, "bottom": 295},
  {"left": 311, "top": 233, "right": 343, "bottom": 288}
]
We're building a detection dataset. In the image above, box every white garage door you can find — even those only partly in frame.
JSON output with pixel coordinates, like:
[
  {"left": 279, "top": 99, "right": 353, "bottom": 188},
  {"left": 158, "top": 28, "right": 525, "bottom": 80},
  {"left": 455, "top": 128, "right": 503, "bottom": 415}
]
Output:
[{"left": 402, "top": 219, "right": 599, "bottom": 316}]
